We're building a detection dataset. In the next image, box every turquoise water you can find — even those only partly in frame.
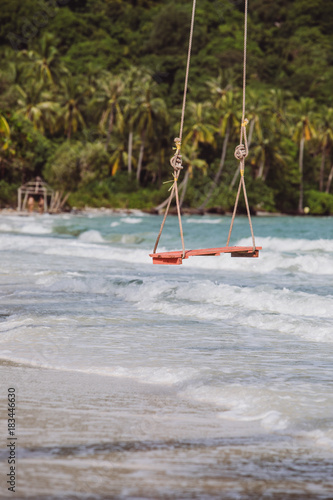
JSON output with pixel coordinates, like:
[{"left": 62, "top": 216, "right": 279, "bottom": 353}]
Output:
[{"left": 0, "top": 212, "right": 333, "bottom": 499}]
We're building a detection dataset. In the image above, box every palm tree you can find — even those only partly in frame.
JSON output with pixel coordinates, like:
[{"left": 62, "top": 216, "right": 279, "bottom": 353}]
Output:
[
  {"left": 245, "top": 89, "right": 267, "bottom": 148},
  {"left": 0, "top": 113, "right": 11, "bottom": 179},
  {"left": 291, "top": 97, "right": 316, "bottom": 213},
  {"left": 133, "top": 78, "right": 168, "bottom": 183},
  {"left": 21, "top": 33, "right": 68, "bottom": 85},
  {"left": 229, "top": 88, "right": 289, "bottom": 192},
  {"left": 250, "top": 128, "right": 286, "bottom": 181},
  {"left": 16, "top": 81, "right": 58, "bottom": 134},
  {"left": 0, "top": 51, "right": 32, "bottom": 108},
  {"left": 316, "top": 108, "right": 333, "bottom": 192},
  {"left": 200, "top": 90, "right": 239, "bottom": 208},
  {"left": 206, "top": 70, "right": 235, "bottom": 100},
  {"left": 57, "top": 77, "right": 90, "bottom": 140},
  {"left": 179, "top": 143, "right": 208, "bottom": 207},
  {"left": 182, "top": 101, "right": 215, "bottom": 148},
  {"left": 108, "top": 132, "right": 133, "bottom": 176},
  {"left": 166, "top": 101, "right": 212, "bottom": 207},
  {"left": 326, "top": 161, "right": 333, "bottom": 194},
  {"left": 93, "top": 72, "right": 125, "bottom": 151},
  {"left": 0, "top": 113, "right": 10, "bottom": 151},
  {"left": 123, "top": 67, "right": 148, "bottom": 176},
  {"left": 269, "top": 88, "right": 291, "bottom": 128}
]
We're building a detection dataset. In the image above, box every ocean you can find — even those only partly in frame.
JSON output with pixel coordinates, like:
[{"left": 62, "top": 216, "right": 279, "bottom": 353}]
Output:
[{"left": 0, "top": 211, "right": 332, "bottom": 499}]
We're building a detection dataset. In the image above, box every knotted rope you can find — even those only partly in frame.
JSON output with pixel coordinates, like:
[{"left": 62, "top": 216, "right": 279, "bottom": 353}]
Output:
[
  {"left": 153, "top": 0, "right": 197, "bottom": 257},
  {"left": 226, "top": 0, "right": 256, "bottom": 252},
  {"left": 170, "top": 138, "right": 183, "bottom": 171},
  {"left": 153, "top": 138, "right": 185, "bottom": 256}
]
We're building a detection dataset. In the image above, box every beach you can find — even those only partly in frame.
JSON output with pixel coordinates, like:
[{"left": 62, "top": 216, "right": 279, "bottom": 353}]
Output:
[{"left": 0, "top": 211, "right": 333, "bottom": 499}]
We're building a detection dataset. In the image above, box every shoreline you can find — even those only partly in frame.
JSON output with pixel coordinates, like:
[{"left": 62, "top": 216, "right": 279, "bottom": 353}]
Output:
[{"left": 0, "top": 207, "right": 313, "bottom": 217}]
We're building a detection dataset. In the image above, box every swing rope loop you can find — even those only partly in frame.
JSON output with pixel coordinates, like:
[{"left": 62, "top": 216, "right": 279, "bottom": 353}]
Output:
[
  {"left": 152, "top": 0, "right": 197, "bottom": 257},
  {"left": 227, "top": 0, "right": 256, "bottom": 253},
  {"left": 152, "top": 0, "right": 259, "bottom": 264}
]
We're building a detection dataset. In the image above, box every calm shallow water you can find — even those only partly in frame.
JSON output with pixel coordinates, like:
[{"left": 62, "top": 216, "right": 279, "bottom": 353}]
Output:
[{"left": 0, "top": 212, "right": 333, "bottom": 499}]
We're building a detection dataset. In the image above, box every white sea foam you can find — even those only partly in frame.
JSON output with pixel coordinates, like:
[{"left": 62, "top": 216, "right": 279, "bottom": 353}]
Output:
[
  {"left": 0, "top": 316, "right": 34, "bottom": 336},
  {"left": 84, "top": 365, "right": 198, "bottom": 385},
  {"left": 1, "top": 225, "right": 332, "bottom": 276},
  {"left": 0, "top": 223, "right": 13, "bottom": 232},
  {"left": 0, "top": 221, "right": 52, "bottom": 235},
  {"left": 78, "top": 230, "right": 105, "bottom": 243},
  {"left": 185, "top": 217, "right": 223, "bottom": 224},
  {"left": 1, "top": 213, "right": 333, "bottom": 471},
  {"left": 38, "top": 275, "right": 110, "bottom": 294},
  {"left": 120, "top": 217, "right": 143, "bottom": 224},
  {"left": 116, "top": 278, "right": 333, "bottom": 319},
  {"left": 179, "top": 384, "right": 290, "bottom": 431},
  {"left": 114, "top": 278, "right": 333, "bottom": 342},
  {"left": 238, "top": 236, "right": 333, "bottom": 253},
  {"left": 20, "top": 223, "right": 52, "bottom": 234},
  {"left": 0, "top": 348, "right": 198, "bottom": 387},
  {"left": 44, "top": 241, "right": 150, "bottom": 264},
  {"left": 181, "top": 239, "right": 333, "bottom": 275},
  {"left": 298, "top": 429, "right": 333, "bottom": 450},
  {"left": 0, "top": 232, "right": 148, "bottom": 265}
]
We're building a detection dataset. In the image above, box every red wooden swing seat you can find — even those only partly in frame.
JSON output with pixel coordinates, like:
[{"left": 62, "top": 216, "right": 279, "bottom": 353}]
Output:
[
  {"left": 150, "top": 246, "right": 261, "bottom": 265},
  {"left": 150, "top": 0, "right": 261, "bottom": 268}
]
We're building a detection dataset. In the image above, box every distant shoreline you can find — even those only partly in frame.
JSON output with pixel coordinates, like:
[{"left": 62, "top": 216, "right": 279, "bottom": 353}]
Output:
[{"left": 0, "top": 207, "right": 293, "bottom": 217}]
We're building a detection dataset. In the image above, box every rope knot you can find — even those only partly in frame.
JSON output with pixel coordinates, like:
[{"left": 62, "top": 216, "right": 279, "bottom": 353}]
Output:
[
  {"left": 174, "top": 137, "right": 181, "bottom": 151},
  {"left": 234, "top": 144, "right": 247, "bottom": 161},
  {"left": 170, "top": 137, "right": 183, "bottom": 171}
]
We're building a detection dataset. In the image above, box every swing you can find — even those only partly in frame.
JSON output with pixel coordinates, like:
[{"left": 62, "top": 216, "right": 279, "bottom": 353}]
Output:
[{"left": 150, "top": 0, "right": 261, "bottom": 266}]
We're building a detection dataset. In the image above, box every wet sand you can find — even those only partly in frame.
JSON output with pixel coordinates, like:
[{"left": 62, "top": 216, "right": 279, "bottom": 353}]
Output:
[{"left": 1, "top": 361, "right": 332, "bottom": 499}]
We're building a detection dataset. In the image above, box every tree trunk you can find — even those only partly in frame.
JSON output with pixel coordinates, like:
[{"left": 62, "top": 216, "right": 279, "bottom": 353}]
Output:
[
  {"left": 0, "top": 158, "right": 4, "bottom": 179},
  {"left": 199, "top": 125, "right": 230, "bottom": 209},
  {"left": 105, "top": 104, "right": 114, "bottom": 151},
  {"left": 325, "top": 163, "right": 333, "bottom": 193},
  {"left": 298, "top": 136, "right": 305, "bottom": 214},
  {"left": 319, "top": 147, "right": 326, "bottom": 192},
  {"left": 67, "top": 115, "right": 72, "bottom": 141},
  {"left": 262, "top": 162, "right": 270, "bottom": 182},
  {"left": 257, "top": 157, "right": 265, "bottom": 179},
  {"left": 128, "top": 129, "right": 133, "bottom": 175},
  {"left": 247, "top": 118, "right": 255, "bottom": 148},
  {"left": 158, "top": 148, "right": 164, "bottom": 188},
  {"left": 136, "top": 130, "right": 146, "bottom": 183},
  {"left": 179, "top": 168, "right": 190, "bottom": 207},
  {"left": 229, "top": 168, "right": 238, "bottom": 190}
]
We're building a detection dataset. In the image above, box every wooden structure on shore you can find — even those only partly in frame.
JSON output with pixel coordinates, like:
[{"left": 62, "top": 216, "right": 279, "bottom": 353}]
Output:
[{"left": 17, "top": 177, "right": 69, "bottom": 213}]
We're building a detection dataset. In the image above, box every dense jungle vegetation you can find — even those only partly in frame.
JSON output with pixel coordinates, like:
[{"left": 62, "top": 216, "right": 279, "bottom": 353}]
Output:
[{"left": 1, "top": 0, "right": 333, "bottom": 213}]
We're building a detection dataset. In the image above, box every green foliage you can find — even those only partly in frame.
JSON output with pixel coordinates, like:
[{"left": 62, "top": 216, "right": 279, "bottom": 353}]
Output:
[
  {"left": 304, "top": 190, "right": 333, "bottom": 215},
  {"left": 68, "top": 176, "right": 165, "bottom": 209},
  {"left": 45, "top": 141, "right": 109, "bottom": 190},
  {"left": 0, "top": 112, "right": 54, "bottom": 184},
  {"left": 199, "top": 185, "right": 236, "bottom": 213},
  {"left": 1, "top": 0, "right": 333, "bottom": 212},
  {"left": 0, "top": 180, "right": 18, "bottom": 207},
  {"left": 246, "top": 178, "right": 276, "bottom": 213}
]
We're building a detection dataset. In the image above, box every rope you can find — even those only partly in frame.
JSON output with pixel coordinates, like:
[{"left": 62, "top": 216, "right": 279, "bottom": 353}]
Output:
[
  {"left": 226, "top": 0, "right": 256, "bottom": 252},
  {"left": 179, "top": 0, "right": 196, "bottom": 144},
  {"left": 153, "top": 0, "right": 197, "bottom": 258},
  {"left": 153, "top": 139, "right": 185, "bottom": 255}
]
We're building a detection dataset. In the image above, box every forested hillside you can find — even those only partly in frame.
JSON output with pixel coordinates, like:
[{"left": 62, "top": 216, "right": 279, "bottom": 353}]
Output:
[{"left": 1, "top": 0, "right": 333, "bottom": 213}]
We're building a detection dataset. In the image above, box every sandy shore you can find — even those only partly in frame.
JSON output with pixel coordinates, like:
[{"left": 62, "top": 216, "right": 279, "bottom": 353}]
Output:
[{"left": 0, "top": 360, "right": 261, "bottom": 499}]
